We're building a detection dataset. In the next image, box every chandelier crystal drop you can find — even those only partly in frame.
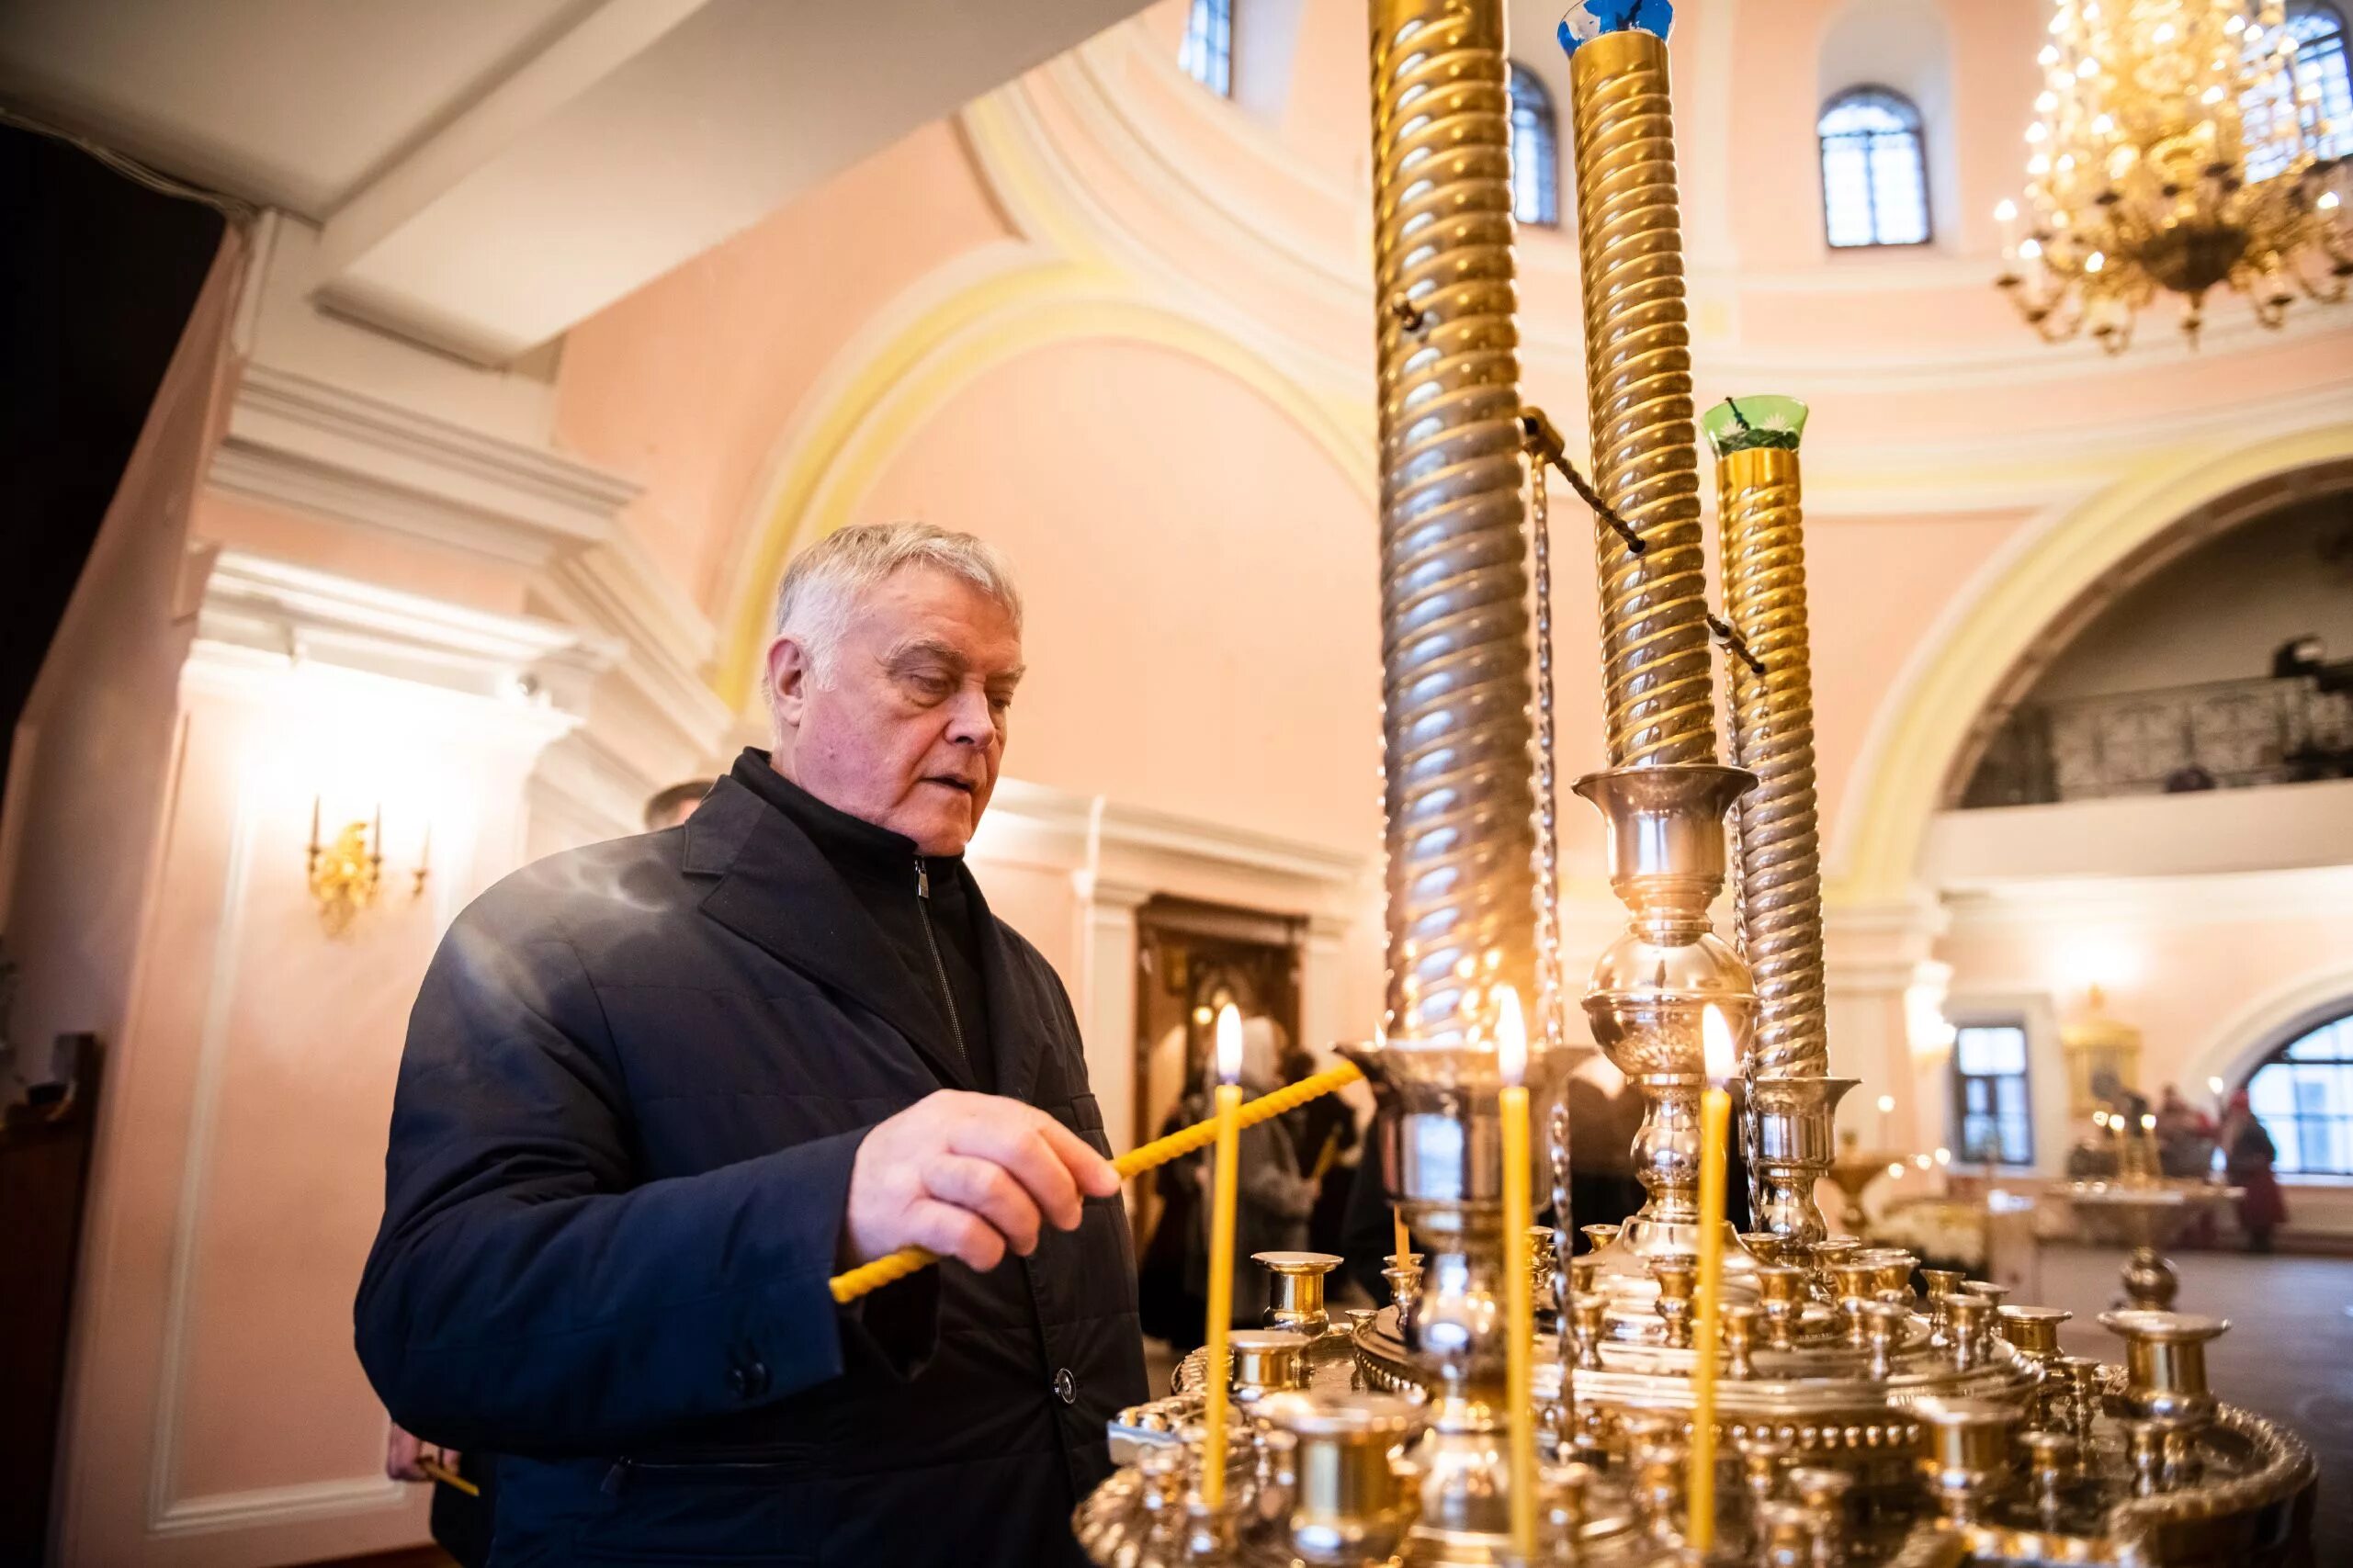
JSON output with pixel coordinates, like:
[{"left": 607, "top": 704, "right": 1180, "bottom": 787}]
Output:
[{"left": 1997, "top": 0, "right": 2351, "bottom": 353}]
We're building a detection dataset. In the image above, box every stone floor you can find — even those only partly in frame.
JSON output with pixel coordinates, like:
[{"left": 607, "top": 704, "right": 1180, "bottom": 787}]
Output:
[{"left": 2034, "top": 1241, "right": 2353, "bottom": 1563}]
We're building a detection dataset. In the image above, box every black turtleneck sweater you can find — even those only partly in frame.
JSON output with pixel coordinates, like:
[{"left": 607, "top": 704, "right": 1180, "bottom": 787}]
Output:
[{"left": 730, "top": 750, "right": 994, "bottom": 1092}]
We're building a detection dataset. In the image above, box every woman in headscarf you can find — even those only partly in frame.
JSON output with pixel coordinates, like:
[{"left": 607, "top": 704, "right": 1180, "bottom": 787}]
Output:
[{"left": 2218, "top": 1089, "right": 2289, "bottom": 1253}]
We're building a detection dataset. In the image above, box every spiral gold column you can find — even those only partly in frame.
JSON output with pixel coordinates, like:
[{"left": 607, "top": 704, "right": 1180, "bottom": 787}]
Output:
[
  {"left": 1568, "top": 27, "right": 1715, "bottom": 769},
  {"left": 1368, "top": 0, "right": 1536, "bottom": 1043},
  {"left": 1363, "top": 3, "right": 1548, "bottom": 1551},
  {"left": 1706, "top": 397, "right": 1849, "bottom": 1245}
]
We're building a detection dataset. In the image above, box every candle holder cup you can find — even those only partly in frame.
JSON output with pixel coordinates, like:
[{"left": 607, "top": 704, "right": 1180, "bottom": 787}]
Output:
[
  {"left": 1228, "top": 1330, "right": 1309, "bottom": 1406},
  {"left": 1915, "top": 1397, "right": 2021, "bottom": 1524},
  {"left": 1255, "top": 1251, "right": 1343, "bottom": 1338},
  {"left": 1258, "top": 1392, "right": 1420, "bottom": 1566},
  {"left": 2099, "top": 1310, "right": 2228, "bottom": 1427}
]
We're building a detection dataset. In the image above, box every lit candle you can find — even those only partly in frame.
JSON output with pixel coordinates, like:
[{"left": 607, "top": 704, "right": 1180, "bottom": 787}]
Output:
[
  {"left": 1200, "top": 1003, "right": 1246, "bottom": 1512},
  {"left": 1876, "top": 1092, "right": 1895, "bottom": 1148},
  {"left": 1497, "top": 986, "right": 1537, "bottom": 1557},
  {"left": 1687, "top": 1004, "right": 1739, "bottom": 1552}
]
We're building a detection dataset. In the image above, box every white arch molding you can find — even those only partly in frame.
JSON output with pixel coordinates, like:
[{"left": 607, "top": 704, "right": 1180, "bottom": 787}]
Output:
[
  {"left": 2187, "top": 961, "right": 2353, "bottom": 1096},
  {"left": 1829, "top": 418, "right": 2353, "bottom": 901}
]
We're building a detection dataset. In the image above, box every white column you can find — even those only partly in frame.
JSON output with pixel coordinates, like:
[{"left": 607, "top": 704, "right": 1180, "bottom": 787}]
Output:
[
  {"left": 1070, "top": 872, "right": 1153, "bottom": 1164},
  {"left": 1299, "top": 912, "right": 1352, "bottom": 1058},
  {"left": 1824, "top": 897, "right": 1950, "bottom": 1154}
]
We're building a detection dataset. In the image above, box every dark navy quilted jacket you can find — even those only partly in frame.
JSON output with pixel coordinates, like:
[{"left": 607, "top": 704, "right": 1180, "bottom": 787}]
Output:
[{"left": 355, "top": 772, "right": 1146, "bottom": 1566}]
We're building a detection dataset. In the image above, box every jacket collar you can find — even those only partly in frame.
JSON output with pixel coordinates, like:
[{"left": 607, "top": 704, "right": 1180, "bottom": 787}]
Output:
[{"left": 684, "top": 775, "right": 977, "bottom": 1092}]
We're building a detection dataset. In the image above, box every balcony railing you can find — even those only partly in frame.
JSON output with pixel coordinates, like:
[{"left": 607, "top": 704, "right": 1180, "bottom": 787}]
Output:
[{"left": 1962, "top": 669, "right": 2353, "bottom": 807}]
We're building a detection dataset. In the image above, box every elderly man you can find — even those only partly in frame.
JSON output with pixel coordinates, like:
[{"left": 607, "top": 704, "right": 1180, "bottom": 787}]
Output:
[{"left": 356, "top": 523, "right": 1147, "bottom": 1566}]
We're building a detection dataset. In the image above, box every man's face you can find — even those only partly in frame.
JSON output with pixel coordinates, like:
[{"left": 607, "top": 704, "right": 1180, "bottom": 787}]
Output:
[{"left": 766, "top": 567, "right": 1023, "bottom": 855}]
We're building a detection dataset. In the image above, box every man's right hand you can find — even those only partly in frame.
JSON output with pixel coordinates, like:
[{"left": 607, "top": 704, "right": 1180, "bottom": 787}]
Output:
[{"left": 844, "top": 1091, "right": 1121, "bottom": 1273}]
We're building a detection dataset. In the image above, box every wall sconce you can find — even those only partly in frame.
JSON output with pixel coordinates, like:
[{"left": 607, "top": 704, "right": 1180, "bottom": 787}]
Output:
[{"left": 306, "top": 798, "right": 429, "bottom": 936}]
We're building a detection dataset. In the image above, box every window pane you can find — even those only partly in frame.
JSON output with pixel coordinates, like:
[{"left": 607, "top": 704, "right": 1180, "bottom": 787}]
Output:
[
  {"left": 1820, "top": 138, "right": 1876, "bottom": 246},
  {"left": 1998, "top": 1115, "right": 2033, "bottom": 1165},
  {"left": 2291, "top": 2, "right": 2353, "bottom": 161},
  {"left": 1509, "top": 65, "right": 1558, "bottom": 227},
  {"left": 1956, "top": 1025, "right": 2027, "bottom": 1077},
  {"left": 1963, "top": 1113, "right": 1997, "bottom": 1161},
  {"left": 1865, "top": 135, "right": 1929, "bottom": 243},
  {"left": 2248, "top": 1016, "right": 2353, "bottom": 1174},
  {"left": 1994, "top": 1075, "right": 2027, "bottom": 1119},
  {"left": 1180, "top": 0, "right": 1233, "bottom": 96}
]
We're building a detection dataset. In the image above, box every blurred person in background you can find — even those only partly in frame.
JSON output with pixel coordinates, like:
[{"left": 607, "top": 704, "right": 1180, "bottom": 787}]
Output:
[
  {"left": 642, "top": 777, "right": 715, "bottom": 830},
  {"left": 2220, "top": 1089, "right": 2289, "bottom": 1253}
]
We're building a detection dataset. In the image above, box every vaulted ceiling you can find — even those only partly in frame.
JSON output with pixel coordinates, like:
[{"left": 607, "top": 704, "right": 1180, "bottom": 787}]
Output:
[{"left": 0, "top": 0, "right": 1152, "bottom": 362}]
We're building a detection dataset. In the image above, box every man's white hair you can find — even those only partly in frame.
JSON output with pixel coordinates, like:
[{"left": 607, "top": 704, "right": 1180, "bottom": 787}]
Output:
[{"left": 772, "top": 521, "right": 1023, "bottom": 685}]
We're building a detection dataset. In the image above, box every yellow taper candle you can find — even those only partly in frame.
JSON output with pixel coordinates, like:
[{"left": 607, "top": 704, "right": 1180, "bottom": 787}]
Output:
[
  {"left": 1393, "top": 1206, "right": 1409, "bottom": 1267},
  {"left": 1498, "top": 986, "right": 1537, "bottom": 1557},
  {"left": 1687, "top": 1004, "right": 1740, "bottom": 1551},
  {"left": 1200, "top": 1003, "right": 1246, "bottom": 1512}
]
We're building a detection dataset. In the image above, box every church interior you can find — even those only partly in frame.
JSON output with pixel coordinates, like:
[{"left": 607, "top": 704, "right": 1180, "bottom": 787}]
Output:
[{"left": 3, "top": 0, "right": 2351, "bottom": 1564}]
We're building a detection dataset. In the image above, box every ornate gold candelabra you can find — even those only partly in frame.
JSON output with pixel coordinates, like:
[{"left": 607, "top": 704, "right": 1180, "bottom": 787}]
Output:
[{"left": 1072, "top": 3, "right": 2317, "bottom": 1562}]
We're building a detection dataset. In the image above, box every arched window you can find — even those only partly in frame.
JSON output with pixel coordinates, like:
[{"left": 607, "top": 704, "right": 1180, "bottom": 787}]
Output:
[
  {"left": 1509, "top": 64, "right": 1560, "bottom": 228},
  {"left": 1817, "top": 86, "right": 1931, "bottom": 248},
  {"left": 1180, "top": 0, "right": 1234, "bottom": 97},
  {"left": 2289, "top": 0, "right": 2352, "bottom": 163},
  {"left": 2243, "top": 1009, "right": 2353, "bottom": 1176}
]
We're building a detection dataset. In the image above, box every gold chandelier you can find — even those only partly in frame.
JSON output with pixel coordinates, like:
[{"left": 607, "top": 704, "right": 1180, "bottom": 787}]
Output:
[{"left": 1996, "top": 0, "right": 2350, "bottom": 352}]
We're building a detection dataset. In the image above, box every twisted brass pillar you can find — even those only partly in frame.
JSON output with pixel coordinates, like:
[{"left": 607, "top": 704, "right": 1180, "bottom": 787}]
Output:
[
  {"left": 1369, "top": 0, "right": 1537, "bottom": 1045},
  {"left": 1707, "top": 397, "right": 1849, "bottom": 1245},
  {"left": 1363, "top": 0, "right": 1547, "bottom": 1551},
  {"left": 1563, "top": 13, "right": 1756, "bottom": 1293},
  {"left": 1568, "top": 26, "right": 1714, "bottom": 770}
]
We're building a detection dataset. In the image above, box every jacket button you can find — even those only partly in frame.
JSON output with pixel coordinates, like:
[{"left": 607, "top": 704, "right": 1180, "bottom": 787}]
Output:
[
  {"left": 728, "top": 1359, "right": 769, "bottom": 1399},
  {"left": 1052, "top": 1368, "right": 1078, "bottom": 1405}
]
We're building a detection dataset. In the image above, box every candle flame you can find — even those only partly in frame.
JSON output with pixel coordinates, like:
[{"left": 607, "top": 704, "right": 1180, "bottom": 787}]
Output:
[
  {"left": 1701, "top": 1004, "right": 1736, "bottom": 1082},
  {"left": 1215, "top": 1003, "right": 1243, "bottom": 1084},
  {"left": 1496, "top": 985, "right": 1526, "bottom": 1088},
  {"left": 2206, "top": 1076, "right": 2224, "bottom": 1096},
  {"left": 1876, "top": 1094, "right": 1896, "bottom": 1115},
  {"left": 2140, "top": 1111, "right": 2155, "bottom": 1132}
]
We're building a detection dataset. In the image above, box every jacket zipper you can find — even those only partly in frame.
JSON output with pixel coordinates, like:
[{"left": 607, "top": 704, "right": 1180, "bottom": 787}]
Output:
[{"left": 915, "top": 856, "right": 967, "bottom": 1061}]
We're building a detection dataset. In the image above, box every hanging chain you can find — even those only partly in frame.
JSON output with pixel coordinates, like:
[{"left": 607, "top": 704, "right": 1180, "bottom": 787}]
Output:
[
  {"left": 1529, "top": 446, "right": 1580, "bottom": 1449},
  {"left": 1531, "top": 458, "right": 1564, "bottom": 1058}
]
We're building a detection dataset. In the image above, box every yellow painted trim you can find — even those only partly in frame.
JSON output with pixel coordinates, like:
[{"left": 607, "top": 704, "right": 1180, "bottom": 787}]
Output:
[
  {"left": 714, "top": 278, "right": 1374, "bottom": 707},
  {"left": 1832, "top": 421, "right": 2353, "bottom": 902}
]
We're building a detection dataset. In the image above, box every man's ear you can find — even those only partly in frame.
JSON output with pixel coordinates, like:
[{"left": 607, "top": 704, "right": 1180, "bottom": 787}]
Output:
[{"left": 765, "top": 635, "right": 814, "bottom": 731}]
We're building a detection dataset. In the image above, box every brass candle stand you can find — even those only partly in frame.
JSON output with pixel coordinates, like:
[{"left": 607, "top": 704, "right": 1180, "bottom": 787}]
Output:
[{"left": 1072, "top": 1, "right": 2315, "bottom": 1562}]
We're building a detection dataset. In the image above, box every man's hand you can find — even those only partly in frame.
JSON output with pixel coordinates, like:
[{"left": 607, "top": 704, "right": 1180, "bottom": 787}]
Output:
[
  {"left": 384, "top": 1422, "right": 458, "bottom": 1483},
  {"left": 845, "top": 1091, "right": 1120, "bottom": 1273}
]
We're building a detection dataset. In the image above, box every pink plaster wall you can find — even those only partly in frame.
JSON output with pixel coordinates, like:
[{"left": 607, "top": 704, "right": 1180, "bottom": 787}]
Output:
[
  {"left": 554, "top": 120, "right": 1015, "bottom": 613},
  {"left": 192, "top": 491, "right": 534, "bottom": 616},
  {"left": 854, "top": 337, "right": 1386, "bottom": 859},
  {"left": 1938, "top": 910, "right": 2353, "bottom": 1121}
]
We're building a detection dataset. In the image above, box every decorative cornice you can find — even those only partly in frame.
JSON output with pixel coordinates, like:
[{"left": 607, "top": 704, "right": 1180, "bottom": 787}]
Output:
[
  {"left": 1941, "top": 865, "right": 2353, "bottom": 932},
  {"left": 209, "top": 362, "right": 639, "bottom": 568},
  {"left": 979, "top": 776, "right": 1369, "bottom": 889},
  {"left": 190, "top": 547, "right": 617, "bottom": 720}
]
